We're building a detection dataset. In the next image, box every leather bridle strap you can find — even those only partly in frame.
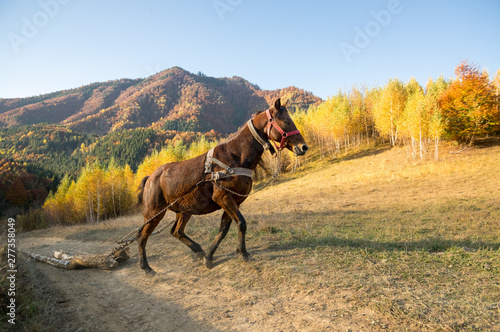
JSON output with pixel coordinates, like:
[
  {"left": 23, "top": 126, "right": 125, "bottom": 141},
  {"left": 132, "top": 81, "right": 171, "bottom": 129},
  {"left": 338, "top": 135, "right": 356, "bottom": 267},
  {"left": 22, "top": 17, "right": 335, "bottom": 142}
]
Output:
[{"left": 265, "top": 109, "right": 300, "bottom": 151}]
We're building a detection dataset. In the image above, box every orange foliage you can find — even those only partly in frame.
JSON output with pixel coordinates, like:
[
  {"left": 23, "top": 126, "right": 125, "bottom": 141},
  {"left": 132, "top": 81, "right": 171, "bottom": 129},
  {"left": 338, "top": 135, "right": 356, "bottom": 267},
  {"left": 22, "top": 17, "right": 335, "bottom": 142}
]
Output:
[{"left": 439, "top": 61, "right": 500, "bottom": 144}]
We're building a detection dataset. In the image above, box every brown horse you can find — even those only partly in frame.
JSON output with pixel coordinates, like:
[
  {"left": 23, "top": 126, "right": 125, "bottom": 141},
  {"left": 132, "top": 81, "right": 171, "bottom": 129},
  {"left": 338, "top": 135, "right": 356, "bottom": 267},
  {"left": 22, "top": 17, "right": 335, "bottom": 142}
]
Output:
[{"left": 137, "top": 98, "right": 308, "bottom": 274}]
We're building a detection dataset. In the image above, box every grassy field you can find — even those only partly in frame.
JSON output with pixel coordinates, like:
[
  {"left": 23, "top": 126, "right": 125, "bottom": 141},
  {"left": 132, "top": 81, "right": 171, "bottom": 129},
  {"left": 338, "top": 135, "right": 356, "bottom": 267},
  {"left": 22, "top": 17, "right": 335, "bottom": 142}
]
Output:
[
  {"left": 13, "top": 139, "right": 500, "bottom": 331},
  {"left": 199, "top": 140, "right": 500, "bottom": 330}
]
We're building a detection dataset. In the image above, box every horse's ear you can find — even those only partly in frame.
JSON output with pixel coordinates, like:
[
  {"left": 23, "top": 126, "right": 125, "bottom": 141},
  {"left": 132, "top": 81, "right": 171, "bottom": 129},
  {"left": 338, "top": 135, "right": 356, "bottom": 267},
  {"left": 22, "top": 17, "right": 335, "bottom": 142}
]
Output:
[
  {"left": 274, "top": 98, "right": 281, "bottom": 112},
  {"left": 283, "top": 99, "right": 289, "bottom": 108}
]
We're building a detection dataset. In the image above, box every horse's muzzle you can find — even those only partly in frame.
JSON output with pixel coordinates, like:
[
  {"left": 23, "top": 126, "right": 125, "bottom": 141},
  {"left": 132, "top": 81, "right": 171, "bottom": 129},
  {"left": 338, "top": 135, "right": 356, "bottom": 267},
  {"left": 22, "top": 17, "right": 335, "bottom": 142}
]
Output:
[{"left": 293, "top": 144, "right": 308, "bottom": 156}]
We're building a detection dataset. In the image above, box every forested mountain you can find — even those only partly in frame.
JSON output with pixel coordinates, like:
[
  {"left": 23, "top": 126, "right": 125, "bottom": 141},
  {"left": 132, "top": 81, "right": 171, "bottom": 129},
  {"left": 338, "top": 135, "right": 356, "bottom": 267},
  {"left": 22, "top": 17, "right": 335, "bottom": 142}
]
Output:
[
  {"left": 0, "top": 67, "right": 321, "bottom": 220},
  {"left": 0, "top": 67, "right": 321, "bottom": 135}
]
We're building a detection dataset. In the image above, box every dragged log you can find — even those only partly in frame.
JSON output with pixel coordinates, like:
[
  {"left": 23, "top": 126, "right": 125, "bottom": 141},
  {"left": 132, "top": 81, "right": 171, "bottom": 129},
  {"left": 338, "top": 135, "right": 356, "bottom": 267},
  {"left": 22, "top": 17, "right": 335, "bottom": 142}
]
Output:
[
  {"left": 21, "top": 251, "right": 74, "bottom": 269},
  {"left": 21, "top": 246, "right": 130, "bottom": 270}
]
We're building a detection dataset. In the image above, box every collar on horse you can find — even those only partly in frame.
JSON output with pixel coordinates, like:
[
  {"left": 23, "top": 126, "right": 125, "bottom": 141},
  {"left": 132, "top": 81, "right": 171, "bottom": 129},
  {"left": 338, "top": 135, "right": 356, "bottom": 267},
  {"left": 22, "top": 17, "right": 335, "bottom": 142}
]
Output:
[
  {"left": 204, "top": 147, "right": 253, "bottom": 181},
  {"left": 247, "top": 109, "right": 301, "bottom": 153}
]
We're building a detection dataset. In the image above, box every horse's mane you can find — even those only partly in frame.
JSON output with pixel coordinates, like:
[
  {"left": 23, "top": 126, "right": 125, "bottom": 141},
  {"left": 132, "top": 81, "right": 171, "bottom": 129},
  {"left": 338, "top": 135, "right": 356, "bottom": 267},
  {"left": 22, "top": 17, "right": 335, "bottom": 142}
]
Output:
[
  {"left": 222, "top": 122, "right": 249, "bottom": 145},
  {"left": 221, "top": 106, "right": 281, "bottom": 145},
  {"left": 220, "top": 109, "right": 266, "bottom": 145}
]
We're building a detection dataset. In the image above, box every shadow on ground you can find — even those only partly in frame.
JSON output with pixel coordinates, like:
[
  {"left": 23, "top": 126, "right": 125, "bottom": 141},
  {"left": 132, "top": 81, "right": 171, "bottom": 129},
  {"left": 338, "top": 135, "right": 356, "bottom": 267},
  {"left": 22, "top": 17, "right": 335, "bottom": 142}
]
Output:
[
  {"left": 250, "top": 209, "right": 500, "bottom": 254},
  {"left": 268, "top": 235, "right": 499, "bottom": 254}
]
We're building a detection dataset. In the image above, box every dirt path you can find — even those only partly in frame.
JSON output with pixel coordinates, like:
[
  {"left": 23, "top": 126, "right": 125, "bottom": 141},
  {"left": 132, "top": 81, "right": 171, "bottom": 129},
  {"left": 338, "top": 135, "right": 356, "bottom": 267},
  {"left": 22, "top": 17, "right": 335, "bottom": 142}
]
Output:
[
  {"left": 20, "top": 220, "right": 373, "bottom": 332},
  {"left": 21, "top": 236, "right": 221, "bottom": 332}
]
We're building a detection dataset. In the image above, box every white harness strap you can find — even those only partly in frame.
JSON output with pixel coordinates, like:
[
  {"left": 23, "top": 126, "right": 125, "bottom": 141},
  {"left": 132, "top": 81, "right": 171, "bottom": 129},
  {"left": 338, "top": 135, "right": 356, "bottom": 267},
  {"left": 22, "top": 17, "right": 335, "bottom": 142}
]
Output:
[
  {"left": 204, "top": 147, "right": 253, "bottom": 181},
  {"left": 247, "top": 119, "right": 270, "bottom": 151}
]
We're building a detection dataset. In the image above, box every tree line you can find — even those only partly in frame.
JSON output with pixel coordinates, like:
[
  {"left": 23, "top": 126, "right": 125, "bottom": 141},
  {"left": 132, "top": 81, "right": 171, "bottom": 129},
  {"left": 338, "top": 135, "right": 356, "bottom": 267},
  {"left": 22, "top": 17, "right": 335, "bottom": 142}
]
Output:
[
  {"left": 43, "top": 160, "right": 135, "bottom": 225},
  {"left": 293, "top": 61, "right": 500, "bottom": 160}
]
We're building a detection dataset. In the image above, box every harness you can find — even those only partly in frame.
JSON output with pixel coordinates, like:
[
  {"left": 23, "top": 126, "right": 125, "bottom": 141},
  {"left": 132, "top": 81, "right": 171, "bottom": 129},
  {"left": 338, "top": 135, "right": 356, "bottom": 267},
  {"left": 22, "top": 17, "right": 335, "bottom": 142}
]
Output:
[{"left": 204, "top": 147, "right": 253, "bottom": 181}]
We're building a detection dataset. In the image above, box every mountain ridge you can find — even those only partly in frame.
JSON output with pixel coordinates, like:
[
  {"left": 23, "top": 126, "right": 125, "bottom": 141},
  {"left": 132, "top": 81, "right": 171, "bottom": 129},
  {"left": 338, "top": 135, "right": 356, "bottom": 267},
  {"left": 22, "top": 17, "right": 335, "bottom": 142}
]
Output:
[{"left": 0, "top": 67, "right": 322, "bottom": 135}]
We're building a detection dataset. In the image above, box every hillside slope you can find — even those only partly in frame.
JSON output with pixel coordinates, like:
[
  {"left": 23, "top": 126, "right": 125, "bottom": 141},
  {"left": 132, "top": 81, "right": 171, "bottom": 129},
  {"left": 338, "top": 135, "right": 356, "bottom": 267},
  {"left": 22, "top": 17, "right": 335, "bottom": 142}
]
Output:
[
  {"left": 18, "top": 142, "right": 500, "bottom": 331},
  {"left": 0, "top": 67, "right": 321, "bottom": 135}
]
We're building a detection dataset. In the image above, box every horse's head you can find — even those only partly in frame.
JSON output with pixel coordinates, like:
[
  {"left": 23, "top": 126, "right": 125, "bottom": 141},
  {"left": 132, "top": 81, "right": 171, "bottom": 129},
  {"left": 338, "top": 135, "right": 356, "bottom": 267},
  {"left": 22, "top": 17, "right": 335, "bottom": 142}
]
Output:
[{"left": 266, "top": 98, "right": 309, "bottom": 156}]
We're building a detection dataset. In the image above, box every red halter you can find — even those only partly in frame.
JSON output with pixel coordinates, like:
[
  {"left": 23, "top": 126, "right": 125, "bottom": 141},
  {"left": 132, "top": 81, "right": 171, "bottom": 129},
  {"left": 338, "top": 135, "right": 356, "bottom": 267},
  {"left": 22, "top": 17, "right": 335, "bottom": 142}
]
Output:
[{"left": 265, "top": 109, "right": 301, "bottom": 151}]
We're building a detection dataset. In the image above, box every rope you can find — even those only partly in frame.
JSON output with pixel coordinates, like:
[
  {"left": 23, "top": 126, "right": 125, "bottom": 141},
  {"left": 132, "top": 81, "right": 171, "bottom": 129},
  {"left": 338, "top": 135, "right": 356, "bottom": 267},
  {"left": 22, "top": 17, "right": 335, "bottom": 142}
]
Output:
[{"left": 212, "top": 181, "right": 250, "bottom": 197}]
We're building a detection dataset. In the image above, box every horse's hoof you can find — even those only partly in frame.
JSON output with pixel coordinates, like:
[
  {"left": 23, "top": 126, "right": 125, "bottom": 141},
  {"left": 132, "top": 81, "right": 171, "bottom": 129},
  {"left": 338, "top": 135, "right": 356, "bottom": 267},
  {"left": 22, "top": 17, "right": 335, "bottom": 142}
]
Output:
[
  {"left": 196, "top": 251, "right": 206, "bottom": 260},
  {"left": 143, "top": 267, "right": 157, "bottom": 276},
  {"left": 204, "top": 257, "right": 213, "bottom": 269},
  {"left": 237, "top": 250, "right": 250, "bottom": 262}
]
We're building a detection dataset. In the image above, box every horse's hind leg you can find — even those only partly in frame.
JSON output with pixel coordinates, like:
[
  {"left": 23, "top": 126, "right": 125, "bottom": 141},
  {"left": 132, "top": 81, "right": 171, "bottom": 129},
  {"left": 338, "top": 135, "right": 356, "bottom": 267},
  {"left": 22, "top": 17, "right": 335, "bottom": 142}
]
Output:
[
  {"left": 138, "top": 210, "right": 166, "bottom": 275},
  {"left": 170, "top": 212, "right": 205, "bottom": 260},
  {"left": 204, "top": 211, "right": 232, "bottom": 269}
]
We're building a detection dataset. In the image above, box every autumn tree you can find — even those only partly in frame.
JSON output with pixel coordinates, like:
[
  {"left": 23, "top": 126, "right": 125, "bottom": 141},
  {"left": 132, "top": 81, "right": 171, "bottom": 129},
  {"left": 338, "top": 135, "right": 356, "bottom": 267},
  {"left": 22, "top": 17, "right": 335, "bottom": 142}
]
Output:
[
  {"left": 425, "top": 76, "right": 449, "bottom": 159},
  {"left": 398, "top": 78, "right": 426, "bottom": 159},
  {"left": 43, "top": 174, "right": 77, "bottom": 225},
  {"left": 106, "top": 158, "right": 135, "bottom": 219},
  {"left": 494, "top": 69, "right": 500, "bottom": 125},
  {"left": 364, "top": 87, "right": 381, "bottom": 139},
  {"left": 373, "top": 79, "right": 407, "bottom": 146},
  {"left": 135, "top": 140, "right": 185, "bottom": 190},
  {"left": 304, "top": 93, "right": 350, "bottom": 157},
  {"left": 5, "top": 178, "right": 29, "bottom": 207},
  {"left": 439, "top": 61, "right": 500, "bottom": 144},
  {"left": 185, "top": 135, "right": 218, "bottom": 159},
  {"left": 350, "top": 86, "right": 374, "bottom": 142}
]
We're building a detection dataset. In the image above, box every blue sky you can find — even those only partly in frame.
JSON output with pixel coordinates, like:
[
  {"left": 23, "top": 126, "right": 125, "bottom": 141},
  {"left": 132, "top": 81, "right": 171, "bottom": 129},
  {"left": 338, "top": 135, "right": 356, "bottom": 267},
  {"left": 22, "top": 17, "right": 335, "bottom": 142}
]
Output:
[{"left": 1, "top": 0, "right": 499, "bottom": 100}]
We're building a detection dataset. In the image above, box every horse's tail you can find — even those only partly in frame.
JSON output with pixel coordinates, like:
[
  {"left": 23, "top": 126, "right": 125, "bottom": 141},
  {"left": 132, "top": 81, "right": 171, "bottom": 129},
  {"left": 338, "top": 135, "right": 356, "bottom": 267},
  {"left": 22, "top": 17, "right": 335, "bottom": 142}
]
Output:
[{"left": 136, "top": 176, "right": 149, "bottom": 207}]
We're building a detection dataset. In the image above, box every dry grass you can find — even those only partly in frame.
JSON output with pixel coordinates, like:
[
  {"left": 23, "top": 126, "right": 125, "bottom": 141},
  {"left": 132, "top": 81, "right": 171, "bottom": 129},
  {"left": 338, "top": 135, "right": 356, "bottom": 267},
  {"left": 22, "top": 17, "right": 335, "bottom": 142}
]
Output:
[
  {"left": 186, "top": 140, "right": 500, "bottom": 330},
  {"left": 18, "top": 139, "right": 500, "bottom": 331}
]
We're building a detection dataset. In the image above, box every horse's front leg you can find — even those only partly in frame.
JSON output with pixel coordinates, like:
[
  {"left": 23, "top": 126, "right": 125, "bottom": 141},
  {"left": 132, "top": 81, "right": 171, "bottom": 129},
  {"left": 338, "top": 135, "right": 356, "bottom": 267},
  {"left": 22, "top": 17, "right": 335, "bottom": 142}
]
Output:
[
  {"left": 234, "top": 209, "right": 249, "bottom": 259},
  {"left": 204, "top": 211, "right": 232, "bottom": 269},
  {"left": 214, "top": 194, "right": 250, "bottom": 262}
]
